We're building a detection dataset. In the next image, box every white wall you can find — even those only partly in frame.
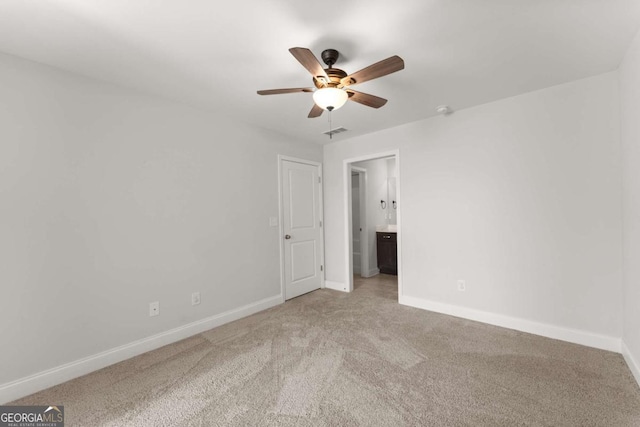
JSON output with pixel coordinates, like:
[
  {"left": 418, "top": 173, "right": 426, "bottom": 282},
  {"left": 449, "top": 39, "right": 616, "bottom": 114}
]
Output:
[
  {"left": 324, "top": 72, "right": 623, "bottom": 349},
  {"left": 0, "top": 52, "right": 321, "bottom": 400},
  {"left": 387, "top": 158, "right": 397, "bottom": 225},
  {"left": 620, "top": 29, "right": 640, "bottom": 385}
]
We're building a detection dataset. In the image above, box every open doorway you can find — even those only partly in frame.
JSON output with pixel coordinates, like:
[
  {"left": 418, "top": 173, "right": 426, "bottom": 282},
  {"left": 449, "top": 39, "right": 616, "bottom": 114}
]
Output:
[{"left": 344, "top": 150, "right": 401, "bottom": 298}]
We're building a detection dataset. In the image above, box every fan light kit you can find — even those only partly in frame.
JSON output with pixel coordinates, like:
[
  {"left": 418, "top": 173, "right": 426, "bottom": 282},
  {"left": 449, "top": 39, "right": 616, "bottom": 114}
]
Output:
[
  {"left": 258, "top": 47, "right": 405, "bottom": 138},
  {"left": 313, "top": 87, "right": 348, "bottom": 111}
]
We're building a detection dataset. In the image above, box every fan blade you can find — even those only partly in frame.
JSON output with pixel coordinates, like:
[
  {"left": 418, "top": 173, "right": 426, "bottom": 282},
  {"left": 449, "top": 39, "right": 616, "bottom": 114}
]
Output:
[
  {"left": 346, "top": 90, "right": 388, "bottom": 108},
  {"left": 340, "top": 55, "right": 404, "bottom": 87},
  {"left": 257, "top": 88, "right": 314, "bottom": 95},
  {"left": 308, "top": 104, "right": 324, "bottom": 118},
  {"left": 289, "top": 47, "right": 329, "bottom": 85}
]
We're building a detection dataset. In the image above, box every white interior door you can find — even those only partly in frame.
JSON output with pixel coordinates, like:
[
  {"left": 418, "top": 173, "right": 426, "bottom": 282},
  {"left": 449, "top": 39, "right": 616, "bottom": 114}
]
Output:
[
  {"left": 350, "top": 168, "right": 368, "bottom": 277},
  {"left": 282, "top": 159, "right": 323, "bottom": 300},
  {"left": 357, "top": 170, "right": 368, "bottom": 277},
  {"left": 351, "top": 173, "right": 361, "bottom": 275}
]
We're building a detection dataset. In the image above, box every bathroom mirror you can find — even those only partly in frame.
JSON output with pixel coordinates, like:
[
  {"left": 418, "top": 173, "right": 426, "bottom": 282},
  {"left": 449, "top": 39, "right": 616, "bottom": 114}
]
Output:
[{"left": 387, "top": 177, "right": 397, "bottom": 225}]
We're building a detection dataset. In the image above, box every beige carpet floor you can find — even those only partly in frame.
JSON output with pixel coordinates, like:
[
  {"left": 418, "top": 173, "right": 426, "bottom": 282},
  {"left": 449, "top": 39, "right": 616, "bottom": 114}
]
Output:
[{"left": 12, "top": 274, "right": 640, "bottom": 426}]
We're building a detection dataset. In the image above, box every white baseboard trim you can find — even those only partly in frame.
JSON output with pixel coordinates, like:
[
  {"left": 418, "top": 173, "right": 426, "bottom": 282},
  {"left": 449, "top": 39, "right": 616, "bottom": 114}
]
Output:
[
  {"left": 364, "top": 268, "right": 380, "bottom": 278},
  {"left": 0, "top": 294, "right": 283, "bottom": 404},
  {"left": 399, "top": 295, "right": 621, "bottom": 353},
  {"left": 325, "top": 281, "right": 348, "bottom": 292},
  {"left": 622, "top": 340, "right": 640, "bottom": 388}
]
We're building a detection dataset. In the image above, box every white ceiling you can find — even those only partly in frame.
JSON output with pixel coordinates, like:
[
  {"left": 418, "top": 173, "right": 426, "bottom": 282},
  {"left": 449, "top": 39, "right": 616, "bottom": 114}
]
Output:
[{"left": 1, "top": 0, "right": 639, "bottom": 144}]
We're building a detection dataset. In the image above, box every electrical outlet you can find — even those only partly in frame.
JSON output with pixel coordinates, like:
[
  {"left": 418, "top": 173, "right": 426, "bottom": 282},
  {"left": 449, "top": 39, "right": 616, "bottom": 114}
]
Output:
[
  {"left": 149, "top": 301, "right": 159, "bottom": 316},
  {"left": 457, "top": 280, "right": 466, "bottom": 292},
  {"left": 191, "top": 292, "right": 201, "bottom": 306}
]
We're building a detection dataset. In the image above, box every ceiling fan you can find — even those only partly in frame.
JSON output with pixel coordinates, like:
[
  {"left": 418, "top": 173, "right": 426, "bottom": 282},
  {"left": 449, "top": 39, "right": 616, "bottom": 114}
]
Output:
[{"left": 257, "top": 47, "right": 405, "bottom": 118}]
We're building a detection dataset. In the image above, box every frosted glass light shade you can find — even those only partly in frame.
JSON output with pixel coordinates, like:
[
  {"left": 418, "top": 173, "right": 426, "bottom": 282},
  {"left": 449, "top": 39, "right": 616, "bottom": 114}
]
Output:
[{"left": 313, "top": 87, "right": 348, "bottom": 111}]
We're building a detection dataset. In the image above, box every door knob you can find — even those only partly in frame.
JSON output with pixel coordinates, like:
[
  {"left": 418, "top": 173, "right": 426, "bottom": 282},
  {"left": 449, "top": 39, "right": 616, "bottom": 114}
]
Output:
[{"left": 285, "top": 234, "right": 291, "bottom": 239}]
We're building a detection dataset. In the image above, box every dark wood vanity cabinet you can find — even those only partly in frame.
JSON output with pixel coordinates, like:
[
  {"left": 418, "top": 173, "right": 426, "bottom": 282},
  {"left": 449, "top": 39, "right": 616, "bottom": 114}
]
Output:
[{"left": 376, "top": 232, "right": 397, "bottom": 275}]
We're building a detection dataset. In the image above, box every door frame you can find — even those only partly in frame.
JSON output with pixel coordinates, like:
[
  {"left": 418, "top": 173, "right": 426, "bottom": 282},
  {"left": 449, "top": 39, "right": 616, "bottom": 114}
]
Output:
[
  {"left": 278, "top": 155, "right": 325, "bottom": 303},
  {"left": 343, "top": 150, "right": 402, "bottom": 297},
  {"left": 350, "top": 166, "right": 368, "bottom": 277}
]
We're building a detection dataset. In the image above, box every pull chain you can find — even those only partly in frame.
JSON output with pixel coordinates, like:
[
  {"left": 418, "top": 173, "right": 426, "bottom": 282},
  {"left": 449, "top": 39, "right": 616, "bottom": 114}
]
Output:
[{"left": 328, "top": 109, "right": 332, "bottom": 139}]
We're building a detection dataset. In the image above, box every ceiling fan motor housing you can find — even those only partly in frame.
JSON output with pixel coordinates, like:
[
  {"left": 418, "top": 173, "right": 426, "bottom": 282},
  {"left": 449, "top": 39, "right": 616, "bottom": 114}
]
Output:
[
  {"left": 313, "top": 68, "right": 347, "bottom": 89},
  {"left": 312, "top": 49, "right": 350, "bottom": 89}
]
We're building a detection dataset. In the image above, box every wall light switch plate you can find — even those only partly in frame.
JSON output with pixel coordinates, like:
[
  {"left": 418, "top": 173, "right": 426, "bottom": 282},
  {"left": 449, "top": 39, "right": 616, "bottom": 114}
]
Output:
[
  {"left": 457, "top": 280, "right": 466, "bottom": 292},
  {"left": 269, "top": 217, "right": 278, "bottom": 227}
]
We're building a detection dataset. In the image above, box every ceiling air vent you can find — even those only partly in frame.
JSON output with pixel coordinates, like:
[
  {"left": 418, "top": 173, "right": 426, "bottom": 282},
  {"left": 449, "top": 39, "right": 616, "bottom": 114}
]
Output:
[{"left": 323, "top": 127, "right": 348, "bottom": 137}]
